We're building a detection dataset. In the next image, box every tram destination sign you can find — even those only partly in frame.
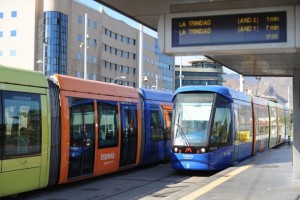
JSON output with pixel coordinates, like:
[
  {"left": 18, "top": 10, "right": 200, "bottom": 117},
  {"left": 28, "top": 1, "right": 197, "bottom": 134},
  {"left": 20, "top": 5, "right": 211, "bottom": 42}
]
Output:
[{"left": 172, "top": 11, "right": 287, "bottom": 47}]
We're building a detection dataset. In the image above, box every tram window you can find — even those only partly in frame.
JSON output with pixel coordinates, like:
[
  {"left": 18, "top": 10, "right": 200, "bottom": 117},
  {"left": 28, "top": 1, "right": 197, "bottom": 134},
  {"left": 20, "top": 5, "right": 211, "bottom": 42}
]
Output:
[
  {"left": 270, "top": 107, "right": 277, "bottom": 134},
  {"left": 150, "top": 110, "right": 163, "bottom": 141},
  {"left": 125, "top": 105, "right": 137, "bottom": 136},
  {"left": 235, "top": 104, "right": 253, "bottom": 143},
  {"left": 256, "top": 106, "right": 269, "bottom": 138},
  {"left": 98, "top": 100, "right": 118, "bottom": 148},
  {"left": 164, "top": 110, "right": 172, "bottom": 140},
  {"left": 277, "top": 109, "right": 285, "bottom": 142},
  {"left": 69, "top": 98, "right": 95, "bottom": 142},
  {"left": 210, "top": 105, "right": 231, "bottom": 146},
  {"left": 3, "top": 91, "right": 41, "bottom": 157}
]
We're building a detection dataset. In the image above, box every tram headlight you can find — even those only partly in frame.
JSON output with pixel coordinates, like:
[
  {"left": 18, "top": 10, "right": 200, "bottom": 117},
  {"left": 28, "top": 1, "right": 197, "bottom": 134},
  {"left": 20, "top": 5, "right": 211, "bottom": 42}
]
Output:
[
  {"left": 174, "top": 147, "right": 178, "bottom": 152},
  {"left": 200, "top": 148, "right": 206, "bottom": 153}
]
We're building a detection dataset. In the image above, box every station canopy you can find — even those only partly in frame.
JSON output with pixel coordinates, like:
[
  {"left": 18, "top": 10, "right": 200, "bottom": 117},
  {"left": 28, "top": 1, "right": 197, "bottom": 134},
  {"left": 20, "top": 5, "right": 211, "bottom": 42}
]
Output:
[{"left": 95, "top": 0, "right": 300, "bottom": 76}]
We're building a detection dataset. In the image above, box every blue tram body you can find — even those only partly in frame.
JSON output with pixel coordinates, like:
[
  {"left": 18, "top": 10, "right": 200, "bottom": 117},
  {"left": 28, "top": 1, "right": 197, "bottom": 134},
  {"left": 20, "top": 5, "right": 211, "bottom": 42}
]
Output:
[
  {"left": 138, "top": 89, "right": 173, "bottom": 165},
  {"left": 171, "top": 85, "right": 287, "bottom": 171}
]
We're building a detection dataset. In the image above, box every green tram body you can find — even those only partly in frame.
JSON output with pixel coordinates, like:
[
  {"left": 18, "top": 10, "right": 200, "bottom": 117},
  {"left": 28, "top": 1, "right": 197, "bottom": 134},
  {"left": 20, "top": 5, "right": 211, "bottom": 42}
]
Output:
[{"left": 0, "top": 65, "right": 51, "bottom": 197}]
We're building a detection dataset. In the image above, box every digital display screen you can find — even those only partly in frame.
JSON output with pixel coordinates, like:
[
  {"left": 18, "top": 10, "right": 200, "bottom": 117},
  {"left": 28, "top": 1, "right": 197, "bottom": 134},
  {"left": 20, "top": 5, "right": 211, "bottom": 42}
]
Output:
[{"left": 172, "top": 11, "right": 287, "bottom": 47}]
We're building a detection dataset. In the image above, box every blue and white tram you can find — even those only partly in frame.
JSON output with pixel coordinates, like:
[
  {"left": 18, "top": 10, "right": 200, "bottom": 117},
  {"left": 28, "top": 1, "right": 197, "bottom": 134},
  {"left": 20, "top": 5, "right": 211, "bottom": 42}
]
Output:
[{"left": 171, "top": 86, "right": 255, "bottom": 171}]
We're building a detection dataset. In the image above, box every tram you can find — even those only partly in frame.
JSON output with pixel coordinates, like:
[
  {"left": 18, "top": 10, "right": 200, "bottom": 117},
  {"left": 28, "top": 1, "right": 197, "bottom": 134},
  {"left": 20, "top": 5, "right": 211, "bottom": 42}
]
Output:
[
  {"left": 0, "top": 65, "right": 172, "bottom": 197},
  {"left": 171, "top": 85, "right": 290, "bottom": 171},
  {"left": 138, "top": 88, "right": 173, "bottom": 165}
]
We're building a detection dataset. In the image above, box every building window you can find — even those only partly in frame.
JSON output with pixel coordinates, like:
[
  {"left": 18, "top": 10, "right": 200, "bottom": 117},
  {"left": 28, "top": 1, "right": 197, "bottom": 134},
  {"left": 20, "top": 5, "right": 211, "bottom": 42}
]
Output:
[
  {"left": 0, "top": 31, "right": 3, "bottom": 38},
  {"left": 44, "top": 11, "right": 68, "bottom": 76},
  {"left": 125, "top": 66, "right": 129, "bottom": 74},
  {"left": 11, "top": 11, "right": 17, "bottom": 18},
  {"left": 11, "top": 30, "right": 16, "bottom": 37},
  {"left": 93, "top": 39, "right": 97, "bottom": 47},
  {"left": 0, "top": 50, "right": 3, "bottom": 56},
  {"left": 0, "top": 12, "right": 3, "bottom": 19},
  {"left": 77, "top": 52, "right": 82, "bottom": 60},
  {"left": 10, "top": 49, "right": 16, "bottom": 56},
  {"left": 106, "top": 29, "right": 110, "bottom": 36},
  {"left": 93, "top": 21, "right": 97, "bottom": 29},
  {"left": 78, "top": 15, "right": 82, "bottom": 24},
  {"left": 77, "top": 33, "right": 83, "bottom": 42}
]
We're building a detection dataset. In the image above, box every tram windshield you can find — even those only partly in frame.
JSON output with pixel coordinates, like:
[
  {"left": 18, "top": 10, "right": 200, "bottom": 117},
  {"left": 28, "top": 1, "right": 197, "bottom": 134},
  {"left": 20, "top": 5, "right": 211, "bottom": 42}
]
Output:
[{"left": 172, "top": 93, "right": 214, "bottom": 146}]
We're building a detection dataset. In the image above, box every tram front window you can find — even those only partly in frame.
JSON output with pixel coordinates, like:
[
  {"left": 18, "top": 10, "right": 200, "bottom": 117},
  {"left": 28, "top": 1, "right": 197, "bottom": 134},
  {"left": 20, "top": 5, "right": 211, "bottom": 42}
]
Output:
[{"left": 173, "top": 93, "right": 214, "bottom": 146}]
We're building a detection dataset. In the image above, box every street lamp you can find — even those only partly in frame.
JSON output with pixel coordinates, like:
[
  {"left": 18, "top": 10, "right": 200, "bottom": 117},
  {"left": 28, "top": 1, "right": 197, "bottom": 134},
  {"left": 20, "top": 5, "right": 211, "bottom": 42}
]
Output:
[
  {"left": 256, "top": 76, "right": 261, "bottom": 96},
  {"left": 179, "top": 56, "right": 184, "bottom": 87},
  {"left": 178, "top": 74, "right": 184, "bottom": 87},
  {"left": 36, "top": 43, "right": 46, "bottom": 74},
  {"left": 36, "top": 60, "right": 44, "bottom": 72},
  {"left": 111, "top": 76, "right": 126, "bottom": 83},
  {"left": 142, "top": 76, "right": 148, "bottom": 82}
]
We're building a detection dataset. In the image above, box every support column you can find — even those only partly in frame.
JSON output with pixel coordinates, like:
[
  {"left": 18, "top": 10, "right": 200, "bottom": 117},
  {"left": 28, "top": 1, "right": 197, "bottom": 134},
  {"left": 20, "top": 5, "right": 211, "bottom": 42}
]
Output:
[{"left": 293, "top": 70, "right": 300, "bottom": 183}]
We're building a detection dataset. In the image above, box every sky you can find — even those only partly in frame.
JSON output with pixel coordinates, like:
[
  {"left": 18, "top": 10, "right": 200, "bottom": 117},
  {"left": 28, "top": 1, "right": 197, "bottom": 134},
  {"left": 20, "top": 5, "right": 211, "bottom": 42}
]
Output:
[{"left": 77, "top": 0, "right": 236, "bottom": 74}]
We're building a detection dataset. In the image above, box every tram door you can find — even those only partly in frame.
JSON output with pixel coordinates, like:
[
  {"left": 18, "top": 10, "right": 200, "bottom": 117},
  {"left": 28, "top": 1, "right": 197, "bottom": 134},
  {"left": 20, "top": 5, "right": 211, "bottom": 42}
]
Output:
[
  {"left": 68, "top": 98, "right": 95, "bottom": 178},
  {"left": 120, "top": 103, "right": 137, "bottom": 167},
  {"left": 233, "top": 104, "right": 239, "bottom": 163}
]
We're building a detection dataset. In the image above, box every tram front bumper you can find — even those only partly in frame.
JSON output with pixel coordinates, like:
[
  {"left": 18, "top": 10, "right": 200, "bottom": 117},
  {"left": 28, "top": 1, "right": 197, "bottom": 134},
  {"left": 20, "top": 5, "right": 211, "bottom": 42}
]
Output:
[{"left": 171, "top": 153, "right": 210, "bottom": 170}]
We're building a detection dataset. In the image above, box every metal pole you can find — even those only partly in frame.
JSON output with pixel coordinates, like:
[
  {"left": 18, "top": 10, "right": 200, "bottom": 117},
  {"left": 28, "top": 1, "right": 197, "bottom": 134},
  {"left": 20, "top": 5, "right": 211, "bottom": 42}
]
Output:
[
  {"left": 288, "top": 85, "right": 290, "bottom": 108},
  {"left": 156, "top": 74, "right": 158, "bottom": 90},
  {"left": 84, "top": 13, "right": 88, "bottom": 79},
  {"left": 139, "top": 25, "right": 143, "bottom": 88},
  {"left": 240, "top": 75, "right": 244, "bottom": 92},
  {"left": 42, "top": 42, "right": 45, "bottom": 74},
  {"left": 255, "top": 76, "right": 261, "bottom": 96},
  {"left": 180, "top": 56, "right": 182, "bottom": 87}
]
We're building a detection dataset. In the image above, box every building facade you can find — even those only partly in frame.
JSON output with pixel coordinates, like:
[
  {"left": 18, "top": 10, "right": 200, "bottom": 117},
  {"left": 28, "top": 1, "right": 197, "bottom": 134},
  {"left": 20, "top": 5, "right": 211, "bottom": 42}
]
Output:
[
  {"left": 175, "top": 59, "right": 223, "bottom": 90},
  {"left": 0, "top": 0, "right": 174, "bottom": 92}
]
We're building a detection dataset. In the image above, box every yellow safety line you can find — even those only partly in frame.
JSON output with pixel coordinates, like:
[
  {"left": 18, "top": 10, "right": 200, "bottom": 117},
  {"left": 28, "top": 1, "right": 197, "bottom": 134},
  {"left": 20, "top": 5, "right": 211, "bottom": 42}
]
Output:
[{"left": 180, "top": 165, "right": 252, "bottom": 200}]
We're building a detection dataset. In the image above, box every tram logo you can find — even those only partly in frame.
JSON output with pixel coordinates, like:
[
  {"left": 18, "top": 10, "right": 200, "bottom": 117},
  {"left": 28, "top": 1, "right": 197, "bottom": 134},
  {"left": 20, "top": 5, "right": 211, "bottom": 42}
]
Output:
[
  {"left": 185, "top": 147, "right": 193, "bottom": 153},
  {"left": 101, "top": 152, "right": 115, "bottom": 160}
]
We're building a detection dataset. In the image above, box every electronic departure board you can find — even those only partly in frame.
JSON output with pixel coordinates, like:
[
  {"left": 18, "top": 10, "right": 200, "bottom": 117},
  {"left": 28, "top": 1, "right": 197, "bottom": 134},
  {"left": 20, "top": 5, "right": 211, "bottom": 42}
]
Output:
[{"left": 172, "top": 11, "right": 287, "bottom": 47}]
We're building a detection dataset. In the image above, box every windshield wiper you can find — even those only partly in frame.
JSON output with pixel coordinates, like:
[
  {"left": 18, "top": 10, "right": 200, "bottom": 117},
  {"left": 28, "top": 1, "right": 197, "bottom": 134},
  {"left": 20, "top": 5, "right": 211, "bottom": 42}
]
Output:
[{"left": 175, "top": 113, "right": 190, "bottom": 146}]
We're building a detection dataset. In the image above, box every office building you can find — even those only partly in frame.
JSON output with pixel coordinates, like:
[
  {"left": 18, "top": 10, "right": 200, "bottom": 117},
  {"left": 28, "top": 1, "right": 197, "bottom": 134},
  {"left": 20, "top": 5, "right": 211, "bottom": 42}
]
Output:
[
  {"left": 175, "top": 59, "right": 223, "bottom": 90},
  {"left": 0, "top": 0, "right": 174, "bottom": 92}
]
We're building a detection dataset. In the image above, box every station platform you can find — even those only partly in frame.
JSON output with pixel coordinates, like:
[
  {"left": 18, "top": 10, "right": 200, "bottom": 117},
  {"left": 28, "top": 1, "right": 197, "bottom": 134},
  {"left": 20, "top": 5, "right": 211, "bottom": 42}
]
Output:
[{"left": 165, "top": 143, "right": 300, "bottom": 200}]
